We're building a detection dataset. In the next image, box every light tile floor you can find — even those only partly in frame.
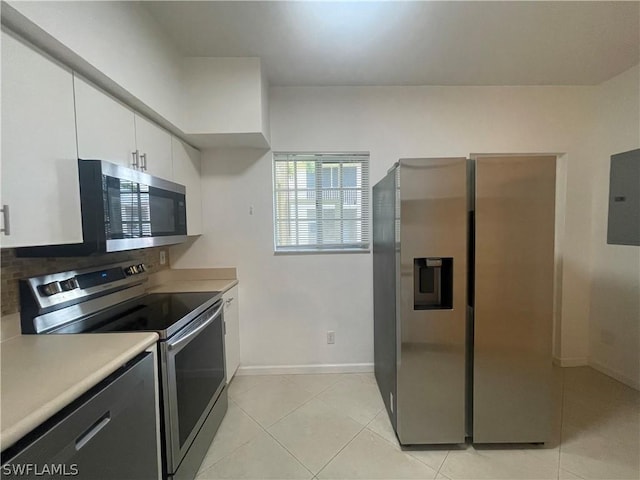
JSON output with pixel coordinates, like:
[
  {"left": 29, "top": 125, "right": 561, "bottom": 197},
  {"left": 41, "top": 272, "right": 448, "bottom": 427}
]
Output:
[{"left": 196, "top": 368, "right": 639, "bottom": 480}]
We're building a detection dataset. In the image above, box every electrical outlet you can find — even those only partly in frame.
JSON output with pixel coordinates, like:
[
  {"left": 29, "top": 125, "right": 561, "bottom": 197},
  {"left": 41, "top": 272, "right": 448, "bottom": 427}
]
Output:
[
  {"left": 159, "top": 250, "right": 166, "bottom": 265},
  {"left": 327, "top": 331, "right": 335, "bottom": 344}
]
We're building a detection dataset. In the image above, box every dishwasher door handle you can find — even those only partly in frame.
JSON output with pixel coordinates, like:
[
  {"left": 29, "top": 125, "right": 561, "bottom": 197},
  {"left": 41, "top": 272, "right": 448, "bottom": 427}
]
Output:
[{"left": 75, "top": 412, "right": 111, "bottom": 451}]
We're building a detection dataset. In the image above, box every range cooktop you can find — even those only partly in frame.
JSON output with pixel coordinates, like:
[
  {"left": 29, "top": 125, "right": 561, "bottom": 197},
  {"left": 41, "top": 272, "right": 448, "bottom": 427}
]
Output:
[
  {"left": 53, "top": 292, "right": 222, "bottom": 339},
  {"left": 99, "top": 292, "right": 219, "bottom": 332},
  {"left": 19, "top": 261, "right": 222, "bottom": 338}
]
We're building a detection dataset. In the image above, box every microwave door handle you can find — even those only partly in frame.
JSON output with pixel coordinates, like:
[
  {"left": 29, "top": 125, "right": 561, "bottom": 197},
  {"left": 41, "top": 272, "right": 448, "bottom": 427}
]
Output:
[{"left": 167, "top": 302, "right": 223, "bottom": 353}]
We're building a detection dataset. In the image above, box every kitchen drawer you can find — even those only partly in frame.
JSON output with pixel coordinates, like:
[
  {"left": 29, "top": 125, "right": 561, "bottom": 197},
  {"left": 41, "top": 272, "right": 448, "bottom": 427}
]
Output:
[{"left": 1, "top": 352, "right": 159, "bottom": 480}]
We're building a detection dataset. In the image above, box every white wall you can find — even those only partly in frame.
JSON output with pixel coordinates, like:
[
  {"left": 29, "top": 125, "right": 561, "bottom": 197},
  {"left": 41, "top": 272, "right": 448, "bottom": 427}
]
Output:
[
  {"left": 182, "top": 57, "right": 264, "bottom": 134},
  {"left": 6, "top": 1, "right": 185, "bottom": 128},
  {"left": 588, "top": 66, "right": 640, "bottom": 388},
  {"left": 171, "top": 85, "right": 598, "bottom": 371}
]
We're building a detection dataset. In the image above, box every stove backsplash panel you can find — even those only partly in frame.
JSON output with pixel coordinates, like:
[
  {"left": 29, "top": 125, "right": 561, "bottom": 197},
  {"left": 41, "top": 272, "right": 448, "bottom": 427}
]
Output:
[{"left": 1, "top": 247, "right": 170, "bottom": 315}]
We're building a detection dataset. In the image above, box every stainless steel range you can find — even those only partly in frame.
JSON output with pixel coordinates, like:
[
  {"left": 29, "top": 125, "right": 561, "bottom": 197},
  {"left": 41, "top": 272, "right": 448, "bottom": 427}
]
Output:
[{"left": 19, "top": 262, "right": 228, "bottom": 480}]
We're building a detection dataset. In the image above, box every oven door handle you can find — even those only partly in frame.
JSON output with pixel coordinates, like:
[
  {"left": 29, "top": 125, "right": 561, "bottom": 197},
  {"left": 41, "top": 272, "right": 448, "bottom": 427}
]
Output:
[{"left": 167, "top": 302, "right": 223, "bottom": 352}]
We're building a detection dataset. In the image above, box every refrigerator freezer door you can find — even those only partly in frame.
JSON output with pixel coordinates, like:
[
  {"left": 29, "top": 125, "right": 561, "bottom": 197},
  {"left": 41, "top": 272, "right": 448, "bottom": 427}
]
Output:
[
  {"left": 397, "top": 158, "right": 468, "bottom": 444},
  {"left": 473, "top": 155, "right": 556, "bottom": 443}
]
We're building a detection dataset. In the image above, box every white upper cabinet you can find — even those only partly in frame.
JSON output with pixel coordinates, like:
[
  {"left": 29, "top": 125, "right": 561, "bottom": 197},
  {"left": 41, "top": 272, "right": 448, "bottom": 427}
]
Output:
[
  {"left": 74, "top": 75, "right": 137, "bottom": 168},
  {"left": 75, "top": 75, "right": 174, "bottom": 179},
  {"left": 134, "top": 114, "right": 173, "bottom": 180},
  {"left": 5, "top": 2, "right": 269, "bottom": 148},
  {"left": 1, "top": 31, "right": 82, "bottom": 248},
  {"left": 171, "top": 137, "right": 202, "bottom": 236}
]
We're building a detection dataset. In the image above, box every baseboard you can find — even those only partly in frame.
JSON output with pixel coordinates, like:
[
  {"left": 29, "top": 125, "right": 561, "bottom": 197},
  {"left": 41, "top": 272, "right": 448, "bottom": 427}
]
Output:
[
  {"left": 552, "top": 356, "right": 589, "bottom": 367},
  {"left": 236, "top": 363, "right": 375, "bottom": 376},
  {"left": 588, "top": 359, "right": 640, "bottom": 391}
]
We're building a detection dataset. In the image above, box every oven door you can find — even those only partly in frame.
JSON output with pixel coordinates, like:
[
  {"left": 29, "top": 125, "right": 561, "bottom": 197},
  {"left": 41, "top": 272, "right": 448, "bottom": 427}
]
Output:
[{"left": 161, "top": 301, "right": 226, "bottom": 474}]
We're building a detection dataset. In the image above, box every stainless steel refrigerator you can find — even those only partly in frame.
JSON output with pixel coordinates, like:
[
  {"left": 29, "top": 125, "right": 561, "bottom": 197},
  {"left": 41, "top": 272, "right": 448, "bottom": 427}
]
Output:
[{"left": 373, "top": 155, "right": 555, "bottom": 445}]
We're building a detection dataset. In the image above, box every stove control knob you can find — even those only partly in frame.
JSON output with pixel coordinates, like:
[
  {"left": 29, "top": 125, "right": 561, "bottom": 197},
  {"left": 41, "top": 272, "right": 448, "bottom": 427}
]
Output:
[
  {"left": 137, "top": 263, "right": 146, "bottom": 272},
  {"left": 59, "top": 278, "right": 79, "bottom": 291},
  {"left": 41, "top": 281, "right": 62, "bottom": 296}
]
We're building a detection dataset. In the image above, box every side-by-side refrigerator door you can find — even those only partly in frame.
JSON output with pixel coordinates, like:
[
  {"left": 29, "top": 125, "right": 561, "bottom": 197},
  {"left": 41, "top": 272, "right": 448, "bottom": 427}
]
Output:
[
  {"left": 473, "top": 155, "right": 556, "bottom": 443},
  {"left": 397, "top": 158, "right": 468, "bottom": 444}
]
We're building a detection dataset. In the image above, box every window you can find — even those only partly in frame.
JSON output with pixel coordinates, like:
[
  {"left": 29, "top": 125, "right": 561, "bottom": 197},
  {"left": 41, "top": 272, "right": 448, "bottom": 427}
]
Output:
[{"left": 273, "top": 152, "right": 370, "bottom": 252}]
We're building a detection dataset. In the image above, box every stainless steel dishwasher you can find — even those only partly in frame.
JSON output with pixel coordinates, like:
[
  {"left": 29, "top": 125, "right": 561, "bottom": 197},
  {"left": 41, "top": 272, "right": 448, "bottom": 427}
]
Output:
[{"left": 1, "top": 352, "right": 160, "bottom": 480}]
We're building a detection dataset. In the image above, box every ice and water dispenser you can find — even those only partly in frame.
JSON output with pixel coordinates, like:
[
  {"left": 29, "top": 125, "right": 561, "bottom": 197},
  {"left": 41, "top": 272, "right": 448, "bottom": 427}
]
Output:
[{"left": 413, "top": 258, "right": 453, "bottom": 309}]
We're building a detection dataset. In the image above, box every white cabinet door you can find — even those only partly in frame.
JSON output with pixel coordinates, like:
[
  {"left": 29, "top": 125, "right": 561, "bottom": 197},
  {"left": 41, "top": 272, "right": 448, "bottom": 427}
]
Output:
[
  {"left": 223, "top": 285, "right": 240, "bottom": 382},
  {"left": 74, "top": 75, "right": 137, "bottom": 168},
  {"left": 135, "top": 114, "right": 173, "bottom": 180},
  {"left": 1, "top": 32, "right": 82, "bottom": 248},
  {"left": 171, "top": 137, "right": 202, "bottom": 236}
]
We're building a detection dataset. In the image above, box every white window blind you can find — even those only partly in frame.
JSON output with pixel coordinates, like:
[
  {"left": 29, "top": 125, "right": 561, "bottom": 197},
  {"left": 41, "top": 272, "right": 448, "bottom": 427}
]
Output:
[{"left": 273, "top": 152, "right": 370, "bottom": 252}]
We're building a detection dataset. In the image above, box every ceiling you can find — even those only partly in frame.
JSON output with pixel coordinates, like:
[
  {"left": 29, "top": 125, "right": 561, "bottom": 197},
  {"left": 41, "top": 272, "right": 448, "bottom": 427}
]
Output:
[{"left": 142, "top": 1, "right": 640, "bottom": 87}]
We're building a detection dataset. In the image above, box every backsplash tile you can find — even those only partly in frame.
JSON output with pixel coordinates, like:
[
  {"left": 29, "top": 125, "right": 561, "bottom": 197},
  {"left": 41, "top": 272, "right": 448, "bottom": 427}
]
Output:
[{"left": 1, "top": 247, "right": 170, "bottom": 315}]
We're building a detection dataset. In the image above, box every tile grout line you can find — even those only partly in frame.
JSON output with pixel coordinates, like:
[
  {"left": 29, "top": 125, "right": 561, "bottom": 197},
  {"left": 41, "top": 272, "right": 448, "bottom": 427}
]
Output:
[
  {"left": 229, "top": 375, "right": 317, "bottom": 431},
  {"left": 435, "top": 449, "right": 450, "bottom": 479},
  {"left": 197, "top": 378, "right": 290, "bottom": 477},
  {"left": 256, "top": 375, "right": 348, "bottom": 431},
  {"left": 262, "top": 375, "right": 379, "bottom": 477},
  {"left": 211, "top": 393, "right": 316, "bottom": 478},
  {"left": 363, "top": 408, "right": 449, "bottom": 477},
  {"left": 307, "top": 389, "right": 384, "bottom": 477},
  {"left": 220, "top": 375, "right": 356, "bottom": 477},
  {"left": 243, "top": 373, "right": 374, "bottom": 436},
  {"left": 313, "top": 416, "right": 372, "bottom": 478},
  {"left": 263, "top": 426, "right": 316, "bottom": 479},
  {"left": 195, "top": 397, "right": 265, "bottom": 478},
  {"left": 205, "top": 374, "right": 383, "bottom": 477}
]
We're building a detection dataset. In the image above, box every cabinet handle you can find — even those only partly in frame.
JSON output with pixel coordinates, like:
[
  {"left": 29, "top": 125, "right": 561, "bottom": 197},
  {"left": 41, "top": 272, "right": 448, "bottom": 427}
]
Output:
[
  {"left": 1, "top": 205, "right": 10, "bottom": 235},
  {"left": 140, "top": 153, "right": 147, "bottom": 171},
  {"left": 132, "top": 150, "right": 140, "bottom": 169},
  {"left": 75, "top": 411, "right": 111, "bottom": 451}
]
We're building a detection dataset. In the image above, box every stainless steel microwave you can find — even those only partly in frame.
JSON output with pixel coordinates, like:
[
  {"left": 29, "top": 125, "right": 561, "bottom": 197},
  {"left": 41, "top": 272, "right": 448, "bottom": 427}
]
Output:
[{"left": 17, "top": 160, "right": 187, "bottom": 257}]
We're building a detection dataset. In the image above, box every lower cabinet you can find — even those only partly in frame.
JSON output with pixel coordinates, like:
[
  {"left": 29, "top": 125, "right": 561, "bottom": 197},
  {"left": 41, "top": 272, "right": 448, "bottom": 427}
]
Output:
[
  {"left": 223, "top": 285, "right": 240, "bottom": 382},
  {"left": 0, "top": 353, "right": 160, "bottom": 480}
]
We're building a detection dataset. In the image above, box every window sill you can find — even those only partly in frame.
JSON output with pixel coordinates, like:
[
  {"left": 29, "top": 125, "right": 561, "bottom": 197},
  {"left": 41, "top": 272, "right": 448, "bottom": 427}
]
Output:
[{"left": 274, "top": 248, "right": 371, "bottom": 255}]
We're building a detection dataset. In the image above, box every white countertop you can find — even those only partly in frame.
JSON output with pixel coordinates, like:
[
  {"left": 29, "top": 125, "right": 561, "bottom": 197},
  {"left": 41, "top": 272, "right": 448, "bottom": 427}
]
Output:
[{"left": 0, "top": 332, "right": 158, "bottom": 451}]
